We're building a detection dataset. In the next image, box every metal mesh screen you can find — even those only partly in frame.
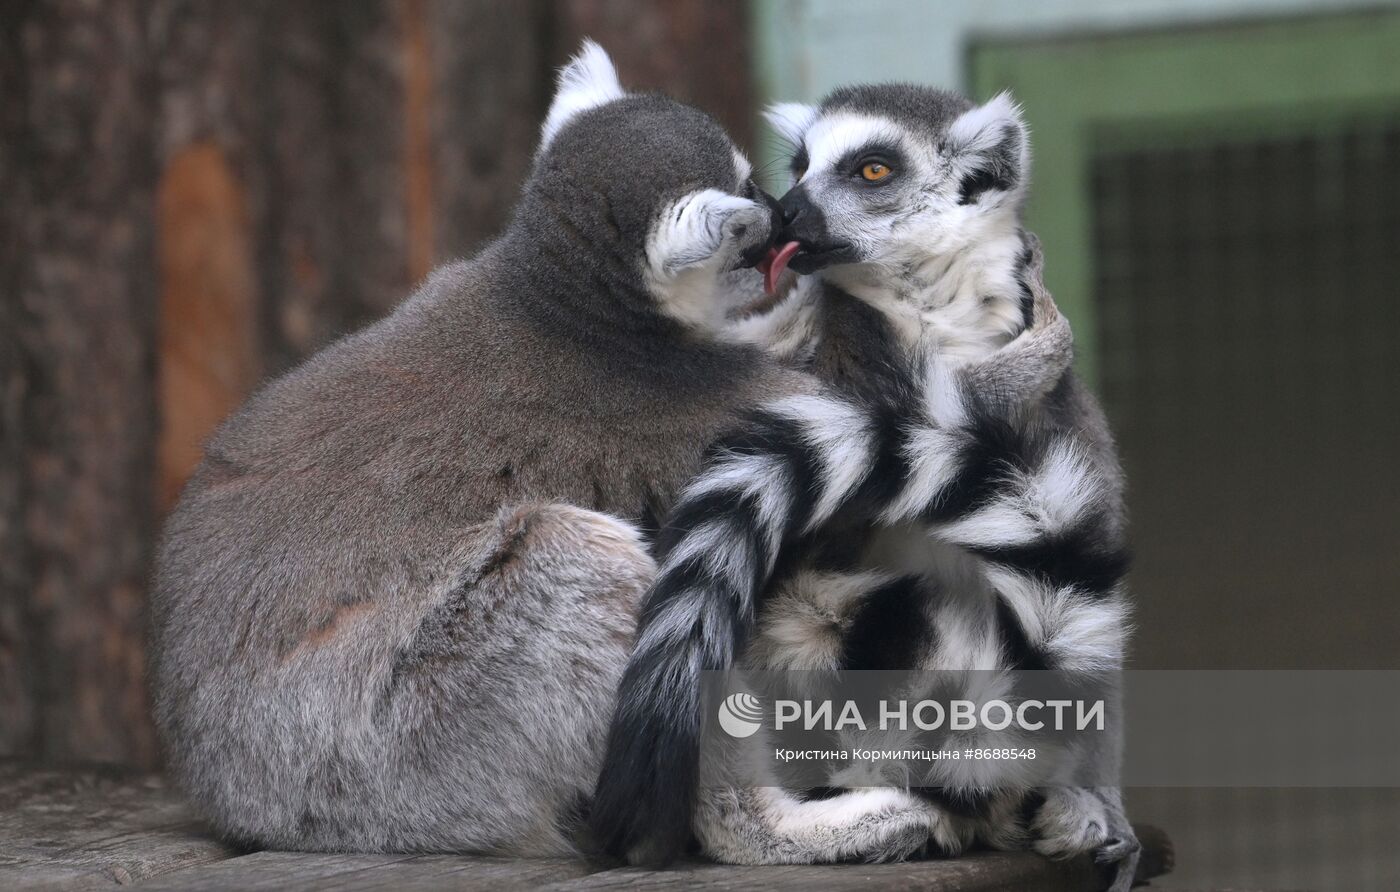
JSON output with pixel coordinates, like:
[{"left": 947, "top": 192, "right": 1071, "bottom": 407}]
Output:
[
  {"left": 1093, "top": 116, "right": 1400, "bottom": 669},
  {"left": 1091, "top": 117, "right": 1400, "bottom": 889}
]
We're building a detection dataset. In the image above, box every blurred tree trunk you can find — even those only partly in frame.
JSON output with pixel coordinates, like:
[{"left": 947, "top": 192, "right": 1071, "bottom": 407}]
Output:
[
  {"left": 0, "top": 0, "right": 37, "bottom": 760},
  {"left": 553, "top": 0, "right": 755, "bottom": 149},
  {"left": 1, "top": 0, "right": 162, "bottom": 766},
  {"left": 0, "top": 0, "right": 752, "bottom": 769}
]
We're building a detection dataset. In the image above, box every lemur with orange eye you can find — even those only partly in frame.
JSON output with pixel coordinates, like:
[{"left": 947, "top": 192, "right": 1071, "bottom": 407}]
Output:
[
  {"left": 595, "top": 85, "right": 1138, "bottom": 892},
  {"left": 149, "top": 45, "right": 1075, "bottom": 867}
]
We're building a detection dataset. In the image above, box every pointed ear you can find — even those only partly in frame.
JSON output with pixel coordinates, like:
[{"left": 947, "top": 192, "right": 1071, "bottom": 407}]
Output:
[
  {"left": 763, "top": 102, "right": 819, "bottom": 148},
  {"left": 539, "top": 40, "right": 626, "bottom": 153},
  {"left": 945, "top": 92, "right": 1029, "bottom": 205}
]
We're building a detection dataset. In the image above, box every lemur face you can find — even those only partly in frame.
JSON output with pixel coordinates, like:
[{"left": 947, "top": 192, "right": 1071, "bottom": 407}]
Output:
[
  {"left": 537, "top": 42, "right": 782, "bottom": 331},
  {"left": 763, "top": 87, "right": 1028, "bottom": 286}
]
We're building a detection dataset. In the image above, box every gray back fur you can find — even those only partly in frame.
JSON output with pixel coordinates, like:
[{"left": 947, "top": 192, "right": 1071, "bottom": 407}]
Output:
[{"left": 150, "top": 76, "right": 810, "bottom": 855}]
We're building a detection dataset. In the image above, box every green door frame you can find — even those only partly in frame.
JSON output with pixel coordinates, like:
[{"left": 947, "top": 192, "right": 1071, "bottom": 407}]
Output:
[{"left": 969, "top": 11, "right": 1400, "bottom": 386}]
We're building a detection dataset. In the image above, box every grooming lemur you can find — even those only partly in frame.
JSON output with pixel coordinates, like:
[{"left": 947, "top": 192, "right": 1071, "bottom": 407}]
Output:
[
  {"left": 149, "top": 45, "right": 1067, "bottom": 862},
  {"left": 594, "top": 85, "right": 1138, "bottom": 888}
]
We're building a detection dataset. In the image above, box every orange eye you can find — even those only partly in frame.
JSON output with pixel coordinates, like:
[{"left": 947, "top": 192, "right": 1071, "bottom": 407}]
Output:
[{"left": 860, "top": 162, "right": 892, "bottom": 181}]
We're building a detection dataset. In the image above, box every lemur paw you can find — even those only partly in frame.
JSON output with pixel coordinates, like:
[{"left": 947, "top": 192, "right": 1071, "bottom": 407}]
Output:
[
  {"left": 863, "top": 816, "right": 937, "bottom": 864},
  {"left": 966, "top": 791, "right": 1032, "bottom": 853},
  {"left": 1030, "top": 787, "right": 1110, "bottom": 859},
  {"left": 719, "top": 201, "right": 770, "bottom": 247},
  {"left": 928, "top": 809, "right": 979, "bottom": 857},
  {"left": 650, "top": 189, "right": 769, "bottom": 276},
  {"left": 819, "top": 790, "right": 945, "bottom": 864}
]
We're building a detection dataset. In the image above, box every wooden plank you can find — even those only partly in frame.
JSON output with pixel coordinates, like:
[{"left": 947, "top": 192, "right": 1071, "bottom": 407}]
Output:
[
  {"left": 549, "top": 825, "right": 1169, "bottom": 892},
  {"left": 128, "top": 825, "right": 1170, "bottom": 892},
  {"left": 0, "top": 763, "right": 233, "bottom": 890},
  {"left": 548, "top": 851, "right": 1096, "bottom": 892},
  {"left": 1, "top": 764, "right": 1171, "bottom": 890},
  {"left": 546, "top": 823, "right": 1170, "bottom": 890},
  {"left": 134, "top": 852, "right": 596, "bottom": 892}
]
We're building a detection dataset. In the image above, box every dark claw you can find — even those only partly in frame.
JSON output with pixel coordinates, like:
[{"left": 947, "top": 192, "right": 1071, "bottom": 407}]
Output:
[
  {"left": 1094, "top": 835, "right": 1141, "bottom": 863},
  {"left": 1095, "top": 835, "right": 1142, "bottom": 892}
]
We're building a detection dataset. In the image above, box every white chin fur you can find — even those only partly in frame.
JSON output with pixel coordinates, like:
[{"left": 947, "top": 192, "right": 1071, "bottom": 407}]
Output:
[{"left": 827, "top": 207, "right": 1028, "bottom": 363}]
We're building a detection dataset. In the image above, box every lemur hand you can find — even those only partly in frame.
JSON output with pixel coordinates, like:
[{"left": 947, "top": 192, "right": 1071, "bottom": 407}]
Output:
[{"left": 649, "top": 190, "right": 774, "bottom": 278}]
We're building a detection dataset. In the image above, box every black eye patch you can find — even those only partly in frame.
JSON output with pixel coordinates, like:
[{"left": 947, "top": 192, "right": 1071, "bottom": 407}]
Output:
[
  {"left": 835, "top": 142, "right": 904, "bottom": 181},
  {"left": 790, "top": 145, "right": 810, "bottom": 177}
]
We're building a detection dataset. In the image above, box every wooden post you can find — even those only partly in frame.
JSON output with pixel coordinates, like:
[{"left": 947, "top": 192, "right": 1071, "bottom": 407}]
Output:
[{"left": 0, "top": 0, "right": 161, "bottom": 767}]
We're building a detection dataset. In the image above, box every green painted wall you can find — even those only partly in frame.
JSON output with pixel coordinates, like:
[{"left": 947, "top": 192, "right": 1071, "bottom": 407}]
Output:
[
  {"left": 748, "top": 0, "right": 1399, "bottom": 383},
  {"left": 969, "top": 11, "right": 1400, "bottom": 382}
]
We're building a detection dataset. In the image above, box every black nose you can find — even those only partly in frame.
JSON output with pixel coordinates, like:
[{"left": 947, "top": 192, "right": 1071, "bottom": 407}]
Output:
[{"left": 777, "top": 186, "right": 815, "bottom": 239}]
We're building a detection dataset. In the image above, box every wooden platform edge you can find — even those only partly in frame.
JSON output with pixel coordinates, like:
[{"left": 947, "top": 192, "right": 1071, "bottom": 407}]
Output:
[{"left": 1, "top": 763, "right": 1172, "bottom": 890}]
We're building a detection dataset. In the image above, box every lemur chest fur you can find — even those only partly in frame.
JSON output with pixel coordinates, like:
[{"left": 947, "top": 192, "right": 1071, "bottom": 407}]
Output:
[
  {"left": 829, "top": 228, "right": 1028, "bottom": 366},
  {"left": 838, "top": 230, "right": 1031, "bottom": 601}
]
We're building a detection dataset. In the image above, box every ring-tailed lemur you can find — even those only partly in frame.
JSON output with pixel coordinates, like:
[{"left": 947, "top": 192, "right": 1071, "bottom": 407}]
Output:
[
  {"left": 148, "top": 43, "right": 893, "bottom": 858},
  {"left": 594, "top": 86, "right": 1138, "bottom": 889}
]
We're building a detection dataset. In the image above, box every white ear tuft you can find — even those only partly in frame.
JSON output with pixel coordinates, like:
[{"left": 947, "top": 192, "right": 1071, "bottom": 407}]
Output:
[
  {"left": 947, "top": 91, "right": 1026, "bottom": 156},
  {"left": 539, "top": 40, "right": 625, "bottom": 152},
  {"left": 946, "top": 91, "right": 1030, "bottom": 201},
  {"left": 763, "top": 102, "right": 819, "bottom": 148}
]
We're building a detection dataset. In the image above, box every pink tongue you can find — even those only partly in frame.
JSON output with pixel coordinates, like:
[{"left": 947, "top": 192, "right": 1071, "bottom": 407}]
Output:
[{"left": 757, "top": 241, "right": 802, "bottom": 296}]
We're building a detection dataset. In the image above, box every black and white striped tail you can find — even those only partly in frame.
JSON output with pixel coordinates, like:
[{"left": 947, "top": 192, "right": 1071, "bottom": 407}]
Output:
[
  {"left": 594, "top": 359, "right": 1024, "bottom": 860},
  {"left": 591, "top": 391, "right": 879, "bottom": 862},
  {"left": 592, "top": 354, "right": 1129, "bottom": 859}
]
